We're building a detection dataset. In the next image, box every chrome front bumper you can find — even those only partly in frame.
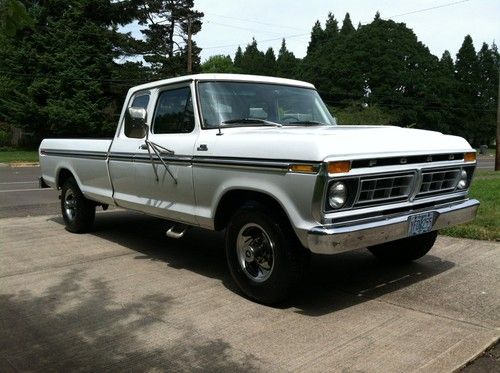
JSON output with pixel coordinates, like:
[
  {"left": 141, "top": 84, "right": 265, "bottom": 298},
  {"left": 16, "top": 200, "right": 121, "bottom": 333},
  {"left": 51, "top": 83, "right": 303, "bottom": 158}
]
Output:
[{"left": 307, "top": 199, "right": 479, "bottom": 255}]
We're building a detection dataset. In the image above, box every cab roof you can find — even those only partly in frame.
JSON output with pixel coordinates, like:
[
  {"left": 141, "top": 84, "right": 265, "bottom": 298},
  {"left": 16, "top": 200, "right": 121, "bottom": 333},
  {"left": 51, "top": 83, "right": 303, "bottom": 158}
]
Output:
[{"left": 129, "top": 73, "right": 316, "bottom": 95}]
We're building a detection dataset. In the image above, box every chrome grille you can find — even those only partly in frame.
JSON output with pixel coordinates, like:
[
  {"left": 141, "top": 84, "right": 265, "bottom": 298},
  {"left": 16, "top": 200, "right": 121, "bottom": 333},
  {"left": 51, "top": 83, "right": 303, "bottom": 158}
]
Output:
[
  {"left": 356, "top": 173, "right": 414, "bottom": 206},
  {"left": 417, "top": 169, "right": 460, "bottom": 197}
]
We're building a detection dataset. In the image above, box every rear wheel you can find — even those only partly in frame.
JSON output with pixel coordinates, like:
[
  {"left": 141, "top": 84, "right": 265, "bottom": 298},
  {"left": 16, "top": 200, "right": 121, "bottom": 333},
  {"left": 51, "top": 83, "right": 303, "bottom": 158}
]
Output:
[
  {"left": 61, "top": 177, "right": 95, "bottom": 233},
  {"left": 367, "top": 231, "right": 438, "bottom": 262},
  {"left": 225, "top": 202, "right": 309, "bottom": 304}
]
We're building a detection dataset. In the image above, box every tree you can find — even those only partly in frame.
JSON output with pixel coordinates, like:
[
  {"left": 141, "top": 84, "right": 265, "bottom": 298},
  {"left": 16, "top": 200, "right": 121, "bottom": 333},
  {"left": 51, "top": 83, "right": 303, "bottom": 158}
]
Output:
[
  {"left": 201, "top": 54, "right": 236, "bottom": 73},
  {"left": 476, "top": 42, "right": 499, "bottom": 144},
  {"left": 454, "top": 35, "right": 481, "bottom": 143},
  {"left": 132, "top": 0, "right": 204, "bottom": 76},
  {"left": 238, "top": 38, "right": 266, "bottom": 75},
  {"left": 233, "top": 45, "right": 243, "bottom": 70},
  {"left": 0, "top": 0, "right": 132, "bottom": 139},
  {"left": 340, "top": 13, "right": 355, "bottom": 35},
  {"left": 262, "top": 47, "right": 276, "bottom": 76},
  {"left": 0, "top": 0, "right": 33, "bottom": 36},
  {"left": 306, "top": 20, "right": 324, "bottom": 55},
  {"left": 276, "top": 39, "right": 298, "bottom": 78},
  {"left": 323, "top": 12, "right": 339, "bottom": 39}
]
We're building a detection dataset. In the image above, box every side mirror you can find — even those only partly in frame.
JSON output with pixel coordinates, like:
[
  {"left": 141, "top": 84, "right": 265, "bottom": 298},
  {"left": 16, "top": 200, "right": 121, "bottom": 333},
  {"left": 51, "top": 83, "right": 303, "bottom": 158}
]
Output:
[{"left": 124, "top": 107, "right": 148, "bottom": 138}]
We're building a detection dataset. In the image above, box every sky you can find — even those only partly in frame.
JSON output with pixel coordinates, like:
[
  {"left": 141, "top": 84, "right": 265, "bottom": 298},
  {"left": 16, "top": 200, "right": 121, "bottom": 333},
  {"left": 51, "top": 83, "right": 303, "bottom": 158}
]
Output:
[
  {"left": 194, "top": 0, "right": 500, "bottom": 61},
  {"left": 123, "top": 0, "right": 500, "bottom": 62}
]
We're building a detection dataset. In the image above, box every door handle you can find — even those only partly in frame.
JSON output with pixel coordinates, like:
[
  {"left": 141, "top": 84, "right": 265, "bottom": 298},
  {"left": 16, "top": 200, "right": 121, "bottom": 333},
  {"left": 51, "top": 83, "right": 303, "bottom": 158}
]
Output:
[{"left": 139, "top": 144, "right": 148, "bottom": 150}]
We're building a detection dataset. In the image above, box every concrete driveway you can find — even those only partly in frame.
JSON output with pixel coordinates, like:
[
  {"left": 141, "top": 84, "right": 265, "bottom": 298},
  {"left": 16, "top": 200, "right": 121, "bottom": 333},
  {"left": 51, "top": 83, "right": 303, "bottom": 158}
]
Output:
[{"left": 1, "top": 210, "right": 498, "bottom": 372}]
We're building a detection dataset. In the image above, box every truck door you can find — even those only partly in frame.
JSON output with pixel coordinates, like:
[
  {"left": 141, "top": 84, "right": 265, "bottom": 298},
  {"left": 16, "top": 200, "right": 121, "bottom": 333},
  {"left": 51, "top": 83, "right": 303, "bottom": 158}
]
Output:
[
  {"left": 134, "top": 83, "right": 198, "bottom": 225},
  {"left": 108, "top": 91, "right": 151, "bottom": 211}
]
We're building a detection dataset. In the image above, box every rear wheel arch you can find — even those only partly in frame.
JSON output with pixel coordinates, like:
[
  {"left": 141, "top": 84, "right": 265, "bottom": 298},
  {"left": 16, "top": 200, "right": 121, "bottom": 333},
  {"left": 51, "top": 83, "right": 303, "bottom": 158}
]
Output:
[{"left": 57, "top": 168, "right": 75, "bottom": 189}]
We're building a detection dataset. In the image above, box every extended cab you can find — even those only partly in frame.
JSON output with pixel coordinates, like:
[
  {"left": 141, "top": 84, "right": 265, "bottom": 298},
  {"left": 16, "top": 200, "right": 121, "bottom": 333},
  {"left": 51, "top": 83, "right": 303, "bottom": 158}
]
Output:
[{"left": 39, "top": 74, "right": 479, "bottom": 304}]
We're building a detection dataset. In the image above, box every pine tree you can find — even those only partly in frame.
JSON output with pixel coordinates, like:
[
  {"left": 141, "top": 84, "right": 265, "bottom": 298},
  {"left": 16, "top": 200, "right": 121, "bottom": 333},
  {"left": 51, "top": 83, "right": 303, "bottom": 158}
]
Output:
[
  {"left": 306, "top": 20, "right": 324, "bottom": 55},
  {"left": 323, "top": 12, "right": 339, "bottom": 39},
  {"left": 133, "top": 0, "right": 204, "bottom": 77},
  {"left": 262, "top": 47, "right": 276, "bottom": 76},
  {"left": 455, "top": 35, "right": 481, "bottom": 143},
  {"left": 234, "top": 46, "right": 243, "bottom": 69},
  {"left": 340, "top": 13, "right": 355, "bottom": 35},
  {"left": 276, "top": 39, "right": 298, "bottom": 78},
  {"left": 0, "top": 0, "right": 33, "bottom": 36},
  {"left": 476, "top": 42, "right": 499, "bottom": 143},
  {"left": 239, "top": 38, "right": 266, "bottom": 75},
  {"left": 0, "top": 0, "right": 130, "bottom": 139}
]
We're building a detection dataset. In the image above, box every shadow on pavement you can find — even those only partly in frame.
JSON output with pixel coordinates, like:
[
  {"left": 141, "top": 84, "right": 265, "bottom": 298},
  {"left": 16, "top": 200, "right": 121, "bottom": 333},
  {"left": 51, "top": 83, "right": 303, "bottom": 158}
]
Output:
[
  {"left": 50, "top": 210, "right": 456, "bottom": 317},
  {"left": 0, "top": 267, "right": 261, "bottom": 371}
]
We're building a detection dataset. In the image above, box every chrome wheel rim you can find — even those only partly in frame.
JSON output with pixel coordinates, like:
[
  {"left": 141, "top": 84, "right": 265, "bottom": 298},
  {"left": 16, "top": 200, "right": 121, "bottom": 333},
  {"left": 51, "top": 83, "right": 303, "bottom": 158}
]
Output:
[
  {"left": 236, "top": 223, "right": 275, "bottom": 283},
  {"left": 64, "top": 189, "right": 76, "bottom": 221}
]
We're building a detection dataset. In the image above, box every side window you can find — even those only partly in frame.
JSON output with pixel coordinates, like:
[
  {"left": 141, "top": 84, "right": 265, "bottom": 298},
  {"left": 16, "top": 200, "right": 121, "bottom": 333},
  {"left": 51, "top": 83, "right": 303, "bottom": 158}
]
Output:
[
  {"left": 153, "top": 87, "right": 194, "bottom": 134},
  {"left": 124, "top": 93, "right": 150, "bottom": 138}
]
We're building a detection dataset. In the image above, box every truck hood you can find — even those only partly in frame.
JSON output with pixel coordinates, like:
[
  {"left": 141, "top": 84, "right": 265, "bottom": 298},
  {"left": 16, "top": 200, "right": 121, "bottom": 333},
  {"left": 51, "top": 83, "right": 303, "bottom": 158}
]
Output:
[{"left": 210, "top": 125, "right": 472, "bottom": 161}]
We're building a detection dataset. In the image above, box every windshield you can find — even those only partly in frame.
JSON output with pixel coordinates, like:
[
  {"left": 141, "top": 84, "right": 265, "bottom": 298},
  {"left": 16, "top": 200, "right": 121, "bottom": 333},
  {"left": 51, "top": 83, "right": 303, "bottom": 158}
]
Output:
[{"left": 198, "top": 81, "right": 337, "bottom": 128}]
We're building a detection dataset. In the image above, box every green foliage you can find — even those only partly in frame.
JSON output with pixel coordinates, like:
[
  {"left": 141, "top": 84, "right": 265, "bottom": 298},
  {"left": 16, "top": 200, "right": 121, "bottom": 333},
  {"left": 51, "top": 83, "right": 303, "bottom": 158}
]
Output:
[
  {"left": 442, "top": 171, "right": 500, "bottom": 241},
  {"left": 0, "top": 0, "right": 122, "bottom": 139},
  {"left": 340, "top": 13, "right": 355, "bottom": 35},
  {"left": 333, "top": 104, "right": 396, "bottom": 126},
  {"left": 0, "top": 0, "right": 33, "bottom": 36},
  {"left": 132, "top": 0, "right": 203, "bottom": 77},
  {"left": 238, "top": 38, "right": 266, "bottom": 75},
  {"left": 276, "top": 39, "right": 298, "bottom": 78},
  {"left": 0, "top": 129, "right": 10, "bottom": 146},
  {"left": 299, "top": 13, "right": 499, "bottom": 143},
  {"left": 0, "top": 5, "right": 498, "bottom": 145},
  {"left": 201, "top": 55, "right": 237, "bottom": 73}
]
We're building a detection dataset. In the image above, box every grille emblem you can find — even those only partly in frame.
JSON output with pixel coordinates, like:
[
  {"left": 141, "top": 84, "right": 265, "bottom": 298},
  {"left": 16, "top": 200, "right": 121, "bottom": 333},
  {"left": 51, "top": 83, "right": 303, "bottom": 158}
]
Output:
[{"left": 400, "top": 157, "right": 407, "bottom": 164}]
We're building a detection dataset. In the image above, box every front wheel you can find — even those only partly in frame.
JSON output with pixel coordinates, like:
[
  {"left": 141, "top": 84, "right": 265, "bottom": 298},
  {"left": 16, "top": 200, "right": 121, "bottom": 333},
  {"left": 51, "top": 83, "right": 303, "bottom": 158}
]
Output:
[
  {"left": 61, "top": 177, "right": 95, "bottom": 233},
  {"left": 367, "top": 231, "right": 438, "bottom": 262},
  {"left": 225, "top": 203, "right": 308, "bottom": 304}
]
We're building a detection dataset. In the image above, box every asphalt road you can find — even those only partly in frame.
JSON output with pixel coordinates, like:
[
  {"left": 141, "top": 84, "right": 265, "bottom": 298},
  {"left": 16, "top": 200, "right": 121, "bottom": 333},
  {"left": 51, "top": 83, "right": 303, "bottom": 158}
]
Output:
[
  {"left": 0, "top": 165, "right": 59, "bottom": 218},
  {"left": 0, "top": 164, "right": 498, "bottom": 371},
  {"left": 476, "top": 155, "right": 495, "bottom": 170}
]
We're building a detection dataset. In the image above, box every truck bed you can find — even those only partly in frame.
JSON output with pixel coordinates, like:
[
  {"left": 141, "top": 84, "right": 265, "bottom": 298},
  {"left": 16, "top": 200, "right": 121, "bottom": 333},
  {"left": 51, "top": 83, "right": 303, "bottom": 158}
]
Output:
[{"left": 39, "top": 139, "right": 114, "bottom": 205}]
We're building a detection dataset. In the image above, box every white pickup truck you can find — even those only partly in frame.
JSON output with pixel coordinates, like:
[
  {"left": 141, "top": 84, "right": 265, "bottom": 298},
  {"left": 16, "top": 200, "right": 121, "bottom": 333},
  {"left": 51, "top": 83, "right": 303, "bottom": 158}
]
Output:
[{"left": 40, "top": 73, "right": 479, "bottom": 304}]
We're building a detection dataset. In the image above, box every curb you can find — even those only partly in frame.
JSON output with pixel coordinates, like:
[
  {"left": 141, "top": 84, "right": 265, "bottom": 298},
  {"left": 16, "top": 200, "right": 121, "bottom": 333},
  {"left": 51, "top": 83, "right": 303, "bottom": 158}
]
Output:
[{"left": 2, "top": 162, "right": 40, "bottom": 168}]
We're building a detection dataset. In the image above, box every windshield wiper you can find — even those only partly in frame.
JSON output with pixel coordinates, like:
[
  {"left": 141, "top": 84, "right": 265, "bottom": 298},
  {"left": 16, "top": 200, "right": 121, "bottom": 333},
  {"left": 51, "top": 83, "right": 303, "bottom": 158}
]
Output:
[
  {"left": 286, "top": 120, "right": 328, "bottom": 126},
  {"left": 221, "top": 118, "right": 282, "bottom": 127}
]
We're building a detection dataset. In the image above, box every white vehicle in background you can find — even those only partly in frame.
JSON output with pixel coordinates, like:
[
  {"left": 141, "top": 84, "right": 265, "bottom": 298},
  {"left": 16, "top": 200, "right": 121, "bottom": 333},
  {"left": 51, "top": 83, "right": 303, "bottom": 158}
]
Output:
[{"left": 39, "top": 74, "right": 479, "bottom": 304}]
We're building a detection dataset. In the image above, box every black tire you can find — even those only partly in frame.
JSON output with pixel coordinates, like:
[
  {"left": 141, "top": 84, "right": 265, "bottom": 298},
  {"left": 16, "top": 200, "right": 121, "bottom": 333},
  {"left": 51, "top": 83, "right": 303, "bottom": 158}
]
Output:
[
  {"left": 367, "top": 231, "right": 438, "bottom": 262},
  {"left": 225, "top": 202, "right": 309, "bottom": 305},
  {"left": 61, "top": 177, "right": 95, "bottom": 233}
]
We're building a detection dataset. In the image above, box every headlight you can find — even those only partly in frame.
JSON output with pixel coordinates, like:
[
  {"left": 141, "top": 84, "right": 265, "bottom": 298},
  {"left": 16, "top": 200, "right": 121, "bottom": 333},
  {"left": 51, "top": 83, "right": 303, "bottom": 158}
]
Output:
[
  {"left": 328, "top": 182, "right": 347, "bottom": 209},
  {"left": 457, "top": 169, "right": 468, "bottom": 189}
]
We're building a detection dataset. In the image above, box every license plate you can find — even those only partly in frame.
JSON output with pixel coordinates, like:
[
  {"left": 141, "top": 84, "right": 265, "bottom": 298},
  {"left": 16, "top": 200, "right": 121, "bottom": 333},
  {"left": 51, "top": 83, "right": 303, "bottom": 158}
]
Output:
[{"left": 408, "top": 212, "right": 434, "bottom": 236}]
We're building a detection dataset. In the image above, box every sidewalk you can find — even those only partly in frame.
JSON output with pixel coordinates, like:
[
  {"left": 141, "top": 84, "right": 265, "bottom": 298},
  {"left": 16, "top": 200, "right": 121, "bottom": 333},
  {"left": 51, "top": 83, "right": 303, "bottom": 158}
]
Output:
[{"left": 0, "top": 211, "right": 498, "bottom": 371}]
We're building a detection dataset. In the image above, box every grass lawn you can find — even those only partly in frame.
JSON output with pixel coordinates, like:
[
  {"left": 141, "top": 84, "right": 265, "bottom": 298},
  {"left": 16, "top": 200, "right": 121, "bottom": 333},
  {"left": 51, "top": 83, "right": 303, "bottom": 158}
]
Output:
[
  {"left": 0, "top": 150, "right": 39, "bottom": 163},
  {"left": 442, "top": 170, "right": 499, "bottom": 241}
]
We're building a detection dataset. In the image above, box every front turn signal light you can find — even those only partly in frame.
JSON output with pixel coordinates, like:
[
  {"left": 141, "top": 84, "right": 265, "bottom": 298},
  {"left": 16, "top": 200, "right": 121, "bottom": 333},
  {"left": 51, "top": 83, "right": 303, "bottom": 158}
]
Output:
[
  {"left": 464, "top": 152, "right": 476, "bottom": 162},
  {"left": 328, "top": 161, "right": 351, "bottom": 174},
  {"left": 289, "top": 164, "right": 318, "bottom": 174}
]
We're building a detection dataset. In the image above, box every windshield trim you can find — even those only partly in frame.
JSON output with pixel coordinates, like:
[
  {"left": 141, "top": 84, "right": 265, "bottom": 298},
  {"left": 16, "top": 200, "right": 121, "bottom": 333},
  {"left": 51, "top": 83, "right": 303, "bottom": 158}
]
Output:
[{"left": 195, "top": 80, "right": 335, "bottom": 130}]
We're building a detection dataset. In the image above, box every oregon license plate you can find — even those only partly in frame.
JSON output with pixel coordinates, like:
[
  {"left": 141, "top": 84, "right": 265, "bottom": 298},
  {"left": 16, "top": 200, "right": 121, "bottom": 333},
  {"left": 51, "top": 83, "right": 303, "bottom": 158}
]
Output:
[{"left": 408, "top": 212, "right": 434, "bottom": 236}]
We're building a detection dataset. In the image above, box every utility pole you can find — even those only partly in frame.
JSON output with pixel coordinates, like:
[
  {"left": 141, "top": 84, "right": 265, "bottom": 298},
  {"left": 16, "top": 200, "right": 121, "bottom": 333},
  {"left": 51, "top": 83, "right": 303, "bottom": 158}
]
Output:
[
  {"left": 496, "top": 67, "right": 500, "bottom": 171},
  {"left": 187, "top": 16, "right": 192, "bottom": 74}
]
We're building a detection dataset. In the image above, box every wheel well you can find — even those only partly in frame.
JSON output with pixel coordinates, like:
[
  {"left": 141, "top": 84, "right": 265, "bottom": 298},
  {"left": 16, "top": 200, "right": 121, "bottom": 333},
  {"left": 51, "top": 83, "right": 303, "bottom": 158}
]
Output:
[
  {"left": 214, "top": 190, "right": 289, "bottom": 231},
  {"left": 57, "top": 168, "right": 74, "bottom": 189}
]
